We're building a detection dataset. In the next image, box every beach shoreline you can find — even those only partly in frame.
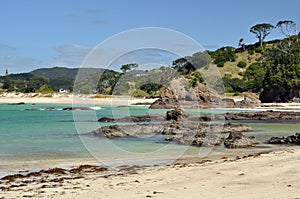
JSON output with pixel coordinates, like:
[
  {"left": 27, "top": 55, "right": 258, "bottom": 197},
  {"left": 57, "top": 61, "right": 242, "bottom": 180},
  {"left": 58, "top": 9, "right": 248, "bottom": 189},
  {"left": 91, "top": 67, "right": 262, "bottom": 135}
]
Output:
[
  {"left": 1, "top": 146, "right": 300, "bottom": 198},
  {"left": 2, "top": 92, "right": 300, "bottom": 111},
  {"left": 0, "top": 92, "right": 158, "bottom": 105}
]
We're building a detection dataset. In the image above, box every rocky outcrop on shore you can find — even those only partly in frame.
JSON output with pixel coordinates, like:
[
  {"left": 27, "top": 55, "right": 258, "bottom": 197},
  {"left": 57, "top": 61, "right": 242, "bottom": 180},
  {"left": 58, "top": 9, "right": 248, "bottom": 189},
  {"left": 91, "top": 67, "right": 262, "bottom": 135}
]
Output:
[
  {"left": 93, "top": 107, "right": 254, "bottom": 148},
  {"left": 259, "top": 87, "right": 300, "bottom": 103},
  {"left": 149, "top": 78, "right": 221, "bottom": 109},
  {"left": 268, "top": 133, "right": 300, "bottom": 145},
  {"left": 149, "top": 78, "right": 261, "bottom": 109},
  {"left": 98, "top": 114, "right": 164, "bottom": 123},
  {"left": 92, "top": 121, "right": 253, "bottom": 148},
  {"left": 224, "top": 110, "right": 300, "bottom": 120},
  {"left": 91, "top": 124, "right": 161, "bottom": 138},
  {"left": 224, "top": 132, "right": 258, "bottom": 148}
]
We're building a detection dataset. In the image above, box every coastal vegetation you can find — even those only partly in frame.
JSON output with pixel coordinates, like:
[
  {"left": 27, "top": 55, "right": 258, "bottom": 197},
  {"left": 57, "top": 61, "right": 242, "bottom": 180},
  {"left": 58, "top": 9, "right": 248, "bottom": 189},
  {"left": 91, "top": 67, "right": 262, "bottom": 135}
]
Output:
[{"left": 1, "top": 20, "right": 299, "bottom": 102}]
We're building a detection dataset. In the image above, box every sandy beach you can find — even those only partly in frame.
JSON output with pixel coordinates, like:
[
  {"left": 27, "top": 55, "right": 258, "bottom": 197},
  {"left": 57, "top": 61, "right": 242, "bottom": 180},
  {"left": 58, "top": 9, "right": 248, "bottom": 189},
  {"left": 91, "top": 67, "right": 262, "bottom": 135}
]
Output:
[
  {"left": 1, "top": 147, "right": 300, "bottom": 198},
  {"left": 2, "top": 92, "right": 300, "bottom": 111},
  {"left": 0, "top": 92, "right": 158, "bottom": 105}
]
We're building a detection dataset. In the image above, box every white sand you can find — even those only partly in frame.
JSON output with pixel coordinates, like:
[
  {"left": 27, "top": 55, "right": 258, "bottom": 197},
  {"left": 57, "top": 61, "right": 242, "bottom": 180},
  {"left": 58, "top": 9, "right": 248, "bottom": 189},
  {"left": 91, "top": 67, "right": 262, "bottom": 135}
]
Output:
[
  {"left": 1, "top": 148, "right": 300, "bottom": 198},
  {"left": 0, "top": 92, "right": 157, "bottom": 105}
]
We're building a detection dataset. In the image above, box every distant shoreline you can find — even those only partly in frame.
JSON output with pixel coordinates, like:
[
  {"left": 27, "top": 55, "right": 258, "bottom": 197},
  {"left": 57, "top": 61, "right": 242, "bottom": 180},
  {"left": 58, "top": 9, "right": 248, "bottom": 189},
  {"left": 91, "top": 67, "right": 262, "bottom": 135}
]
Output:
[
  {"left": 1, "top": 92, "right": 300, "bottom": 110},
  {"left": 0, "top": 92, "right": 158, "bottom": 105}
]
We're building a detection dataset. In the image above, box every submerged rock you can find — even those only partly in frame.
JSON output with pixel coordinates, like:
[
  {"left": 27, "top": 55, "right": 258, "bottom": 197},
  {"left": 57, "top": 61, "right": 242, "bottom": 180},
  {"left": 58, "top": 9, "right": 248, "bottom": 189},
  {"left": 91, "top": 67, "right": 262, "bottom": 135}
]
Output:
[
  {"left": 268, "top": 133, "right": 300, "bottom": 145},
  {"left": 224, "top": 110, "right": 300, "bottom": 120},
  {"left": 62, "top": 107, "right": 93, "bottom": 110},
  {"left": 224, "top": 132, "right": 258, "bottom": 148},
  {"left": 98, "top": 114, "right": 164, "bottom": 123}
]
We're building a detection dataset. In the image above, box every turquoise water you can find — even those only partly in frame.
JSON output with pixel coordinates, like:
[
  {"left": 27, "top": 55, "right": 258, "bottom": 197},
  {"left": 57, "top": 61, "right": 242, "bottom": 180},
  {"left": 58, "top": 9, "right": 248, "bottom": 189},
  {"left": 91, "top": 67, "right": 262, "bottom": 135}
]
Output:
[{"left": 1, "top": 103, "right": 300, "bottom": 172}]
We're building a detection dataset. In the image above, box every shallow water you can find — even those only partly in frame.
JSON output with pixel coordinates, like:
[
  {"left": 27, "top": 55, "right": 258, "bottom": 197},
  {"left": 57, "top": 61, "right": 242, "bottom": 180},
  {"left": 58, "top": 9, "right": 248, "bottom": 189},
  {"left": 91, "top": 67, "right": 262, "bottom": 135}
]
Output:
[{"left": 0, "top": 103, "right": 299, "bottom": 174}]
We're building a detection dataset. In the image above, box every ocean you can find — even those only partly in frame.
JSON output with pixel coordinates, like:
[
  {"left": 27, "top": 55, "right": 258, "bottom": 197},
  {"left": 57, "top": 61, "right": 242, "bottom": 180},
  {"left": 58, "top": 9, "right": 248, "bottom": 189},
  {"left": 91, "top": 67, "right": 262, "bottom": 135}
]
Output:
[{"left": 1, "top": 103, "right": 300, "bottom": 175}]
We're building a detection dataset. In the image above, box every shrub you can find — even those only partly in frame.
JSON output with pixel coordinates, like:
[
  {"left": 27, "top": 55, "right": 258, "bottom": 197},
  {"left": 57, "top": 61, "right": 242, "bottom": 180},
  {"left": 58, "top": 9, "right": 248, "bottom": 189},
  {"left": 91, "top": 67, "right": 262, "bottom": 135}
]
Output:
[
  {"left": 217, "top": 61, "right": 225, "bottom": 67},
  {"left": 132, "top": 89, "right": 149, "bottom": 97},
  {"left": 237, "top": 61, "right": 247, "bottom": 68},
  {"left": 37, "top": 85, "right": 55, "bottom": 94}
]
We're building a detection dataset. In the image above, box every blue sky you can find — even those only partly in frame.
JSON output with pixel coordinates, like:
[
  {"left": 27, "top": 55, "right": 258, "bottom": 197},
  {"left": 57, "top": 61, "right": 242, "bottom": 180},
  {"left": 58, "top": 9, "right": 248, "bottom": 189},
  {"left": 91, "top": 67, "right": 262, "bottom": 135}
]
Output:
[{"left": 0, "top": 0, "right": 299, "bottom": 73}]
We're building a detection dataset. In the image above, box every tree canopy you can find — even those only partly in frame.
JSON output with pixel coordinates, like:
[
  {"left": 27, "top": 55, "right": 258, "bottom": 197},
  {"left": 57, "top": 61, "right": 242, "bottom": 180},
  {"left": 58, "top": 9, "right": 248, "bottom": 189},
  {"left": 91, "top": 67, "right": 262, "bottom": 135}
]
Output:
[{"left": 250, "top": 23, "right": 275, "bottom": 47}]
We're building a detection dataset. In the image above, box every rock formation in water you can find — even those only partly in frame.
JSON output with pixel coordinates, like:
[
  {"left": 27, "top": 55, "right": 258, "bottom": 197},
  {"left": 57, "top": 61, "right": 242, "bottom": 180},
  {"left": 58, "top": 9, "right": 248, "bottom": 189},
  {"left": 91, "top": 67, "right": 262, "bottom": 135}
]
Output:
[
  {"left": 268, "top": 133, "right": 300, "bottom": 145},
  {"left": 224, "top": 110, "right": 300, "bottom": 120},
  {"left": 224, "top": 132, "right": 258, "bottom": 148},
  {"left": 93, "top": 107, "right": 253, "bottom": 148}
]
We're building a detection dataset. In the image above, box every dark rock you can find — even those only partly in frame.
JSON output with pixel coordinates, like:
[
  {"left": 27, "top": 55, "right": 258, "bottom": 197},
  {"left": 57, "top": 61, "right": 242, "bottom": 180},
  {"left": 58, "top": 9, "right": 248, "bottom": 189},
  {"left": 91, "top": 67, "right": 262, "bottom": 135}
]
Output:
[
  {"left": 168, "top": 132, "right": 223, "bottom": 147},
  {"left": 8, "top": 102, "right": 26, "bottom": 105},
  {"left": 224, "top": 111, "right": 300, "bottom": 120},
  {"left": 92, "top": 124, "right": 162, "bottom": 138},
  {"left": 268, "top": 133, "right": 300, "bottom": 145},
  {"left": 92, "top": 125, "right": 129, "bottom": 138},
  {"left": 98, "top": 114, "right": 164, "bottom": 123},
  {"left": 222, "top": 123, "right": 252, "bottom": 133},
  {"left": 260, "top": 87, "right": 300, "bottom": 103},
  {"left": 98, "top": 117, "right": 116, "bottom": 122},
  {"left": 166, "top": 108, "right": 188, "bottom": 121},
  {"left": 62, "top": 107, "right": 93, "bottom": 110},
  {"left": 224, "top": 132, "right": 258, "bottom": 148},
  {"left": 149, "top": 87, "right": 179, "bottom": 109}
]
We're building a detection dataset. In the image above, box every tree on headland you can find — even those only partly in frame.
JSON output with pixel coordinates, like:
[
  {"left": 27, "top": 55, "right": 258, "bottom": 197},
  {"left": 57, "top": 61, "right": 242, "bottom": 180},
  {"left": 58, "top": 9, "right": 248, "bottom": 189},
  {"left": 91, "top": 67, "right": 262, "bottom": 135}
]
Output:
[
  {"left": 276, "top": 20, "right": 298, "bottom": 38},
  {"left": 276, "top": 20, "right": 299, "bottom": 51},
  {"left": 250, "top": 23, "right": 275, "bottom": 47},
  {"left": 238, "top": 38, "right": 245, "bottom": 51},
  {"left": 120, "top": 63, "right": 138, "bottom": 73}
]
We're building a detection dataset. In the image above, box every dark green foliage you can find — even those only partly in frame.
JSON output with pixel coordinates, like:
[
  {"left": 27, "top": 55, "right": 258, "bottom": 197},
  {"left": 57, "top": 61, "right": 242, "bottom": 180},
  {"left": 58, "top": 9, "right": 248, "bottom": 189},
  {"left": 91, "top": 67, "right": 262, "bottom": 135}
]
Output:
[
  {"left": 187, "top": 71, "right": 205, "bottom": 87},
  {"left": 1, "top": 73, "right": 48, "bottom": 92},
  {"left": 37, "top": 85, "right": 55, "bottom": 93},
  {"left": 223, "top": 76, "right": 247, "bottom": 93},
  {"left": 97, "top": 70, "right": 121, "bottom": 94},
  {"left": 250, "top": 23, "right": 275, "bottom": 47},
  {"left": 140, "top": 83, "right": 162, "bottom": 96},
  {"left": 261, "top": 39, "right": 300, "bottom": 89},
  {"left": 237, "top": 61, "right": 247, "bottom": 68},
  {"left": 30, "top": 67, "right": 79, "bottom": 79},
  {"left": 120, "top": 63, "right": 138, "bottom": 73},
  {"left": 258, "top": 37, "right": 300, "bottom": 102},
  {"left": 49, "top": 77, "right": 74, "bottom": 90},
  {"left": 217, "top": 61, "right": 225, "bottom": 67},
  {"left": 172, "top": 57, "right": 196, "bottom": 75},
  {"left": 172, "top": 52, "right": 211, "bottom": 75},
  {"left": 132, "top": 89, "right": 149, "bottom": 97},
  {"left": 243, "top": 63, "right": 266, "bottom": 92},
  {"left": 2, "top": 75, "right": 11, "bottom": 89},
  {"left": 209, "top": 46, "right": 236, "bottom": 67}
]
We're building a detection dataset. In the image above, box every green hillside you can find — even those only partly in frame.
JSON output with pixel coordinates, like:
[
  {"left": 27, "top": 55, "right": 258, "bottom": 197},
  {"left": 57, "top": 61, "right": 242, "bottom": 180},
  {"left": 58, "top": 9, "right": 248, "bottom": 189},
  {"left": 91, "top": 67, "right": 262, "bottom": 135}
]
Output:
[{"left": 2, "top": 20, "right": 300, "bottom": 103}]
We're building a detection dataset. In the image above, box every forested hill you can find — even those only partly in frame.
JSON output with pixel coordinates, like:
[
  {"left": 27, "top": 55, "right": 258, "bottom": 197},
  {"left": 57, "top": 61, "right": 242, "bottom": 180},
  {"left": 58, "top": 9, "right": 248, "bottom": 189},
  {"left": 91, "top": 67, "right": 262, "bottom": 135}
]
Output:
[
  {"left": 0, "top": 67, "right": 119, "bottom": 93},
  {"left": 30, "top": 67, "right": 107, "bottom": 80}
]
